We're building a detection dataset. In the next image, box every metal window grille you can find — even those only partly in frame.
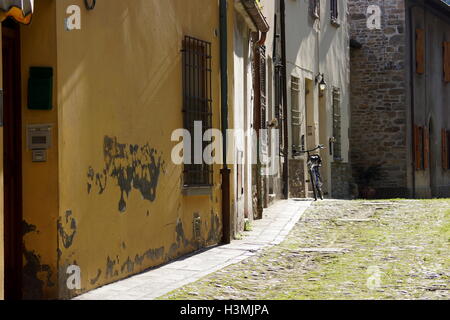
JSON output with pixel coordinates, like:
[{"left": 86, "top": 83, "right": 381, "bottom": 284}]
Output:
[
  {"left": 310, "top": 0, "right": 320, "bottom": 19},
  {"left": 259, "top": 46, "right": 267, "bottom": 130},
  {"left": 291, "top": 77, "right": 301, "bottom": 151},
  {"left": 182, "top": 36, "right": 213, "bottom": 186},
  {"left": 332, "top": 87, "right": 342, "bottom": 160},
  {"left": 274, "top": 64, "right": 284, "bottom": 154},
  {"left": 330, "top": 0, "right": 338, "bottom": 21}
]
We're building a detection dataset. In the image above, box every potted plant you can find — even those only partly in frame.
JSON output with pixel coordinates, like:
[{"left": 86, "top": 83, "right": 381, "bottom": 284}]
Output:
[{"left": 356, "top": 164, "right": 383, "bottom": 199}]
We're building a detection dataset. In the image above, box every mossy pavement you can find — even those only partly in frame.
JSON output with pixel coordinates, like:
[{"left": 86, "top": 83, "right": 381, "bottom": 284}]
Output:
[{"left": 160, "top": 199, "right": 450, "bottom": 300}]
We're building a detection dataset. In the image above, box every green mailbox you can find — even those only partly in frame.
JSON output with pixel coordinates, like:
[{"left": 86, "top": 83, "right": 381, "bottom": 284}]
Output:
[{"left": 28, "top": 67, "right": 53, "bottom": 110}]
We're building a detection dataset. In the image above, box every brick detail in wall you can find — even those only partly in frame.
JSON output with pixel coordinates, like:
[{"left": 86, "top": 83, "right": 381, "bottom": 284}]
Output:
[{"left": 349, "top": 0, "right": 408, "bottom": 190}]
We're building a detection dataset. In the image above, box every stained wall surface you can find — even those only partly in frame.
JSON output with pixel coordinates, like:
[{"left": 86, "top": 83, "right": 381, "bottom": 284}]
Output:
[{"left": 54, "top": 0, "right": 226, "bottom": 299}]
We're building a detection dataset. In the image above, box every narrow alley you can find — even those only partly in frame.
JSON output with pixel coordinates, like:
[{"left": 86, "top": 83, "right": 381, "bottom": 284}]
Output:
[{"left": 160, "top": 200, "right": 449, "bottom": 300}]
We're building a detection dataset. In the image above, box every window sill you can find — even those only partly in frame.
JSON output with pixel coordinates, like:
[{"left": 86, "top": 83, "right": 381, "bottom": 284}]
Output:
[
  {"left": 182, "top": 186, "right": 213, "bottom": 196},
  {"left": 330, "top": 19, "right": 341, "bottom": 28}
]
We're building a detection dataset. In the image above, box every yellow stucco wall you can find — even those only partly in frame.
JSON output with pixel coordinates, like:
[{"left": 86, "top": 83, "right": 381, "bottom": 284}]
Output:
[
  {"left": 20, "top": 0, "right": 59, "bottom": 299},
  {"left": 55, "top": 0, "right": 226, "bottom": 299}
]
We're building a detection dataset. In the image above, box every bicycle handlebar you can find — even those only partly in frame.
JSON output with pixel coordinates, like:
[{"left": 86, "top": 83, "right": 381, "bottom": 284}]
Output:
[{"left": 296, "top": 144, "right": 326, "bottom": 154}]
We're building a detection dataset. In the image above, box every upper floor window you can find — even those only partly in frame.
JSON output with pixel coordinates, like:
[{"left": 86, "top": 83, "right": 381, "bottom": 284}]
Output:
[
  {"left": 416, "top": 29, "right": 425, "bottom": 75},
  {"left": 330, "top": 0, "right": 339, "bottom": 25},
  {"left": 444, "top": 41, "right": 450, "bottom": 82},
  {"left": 310, "top": 0, "right": 320, "bottom": 19},
  {"left": 291, "top": 76, "right": 301, "bottom": 152},
  {"left": 332, "top": 87, "right": 342, "bottom": 161}
]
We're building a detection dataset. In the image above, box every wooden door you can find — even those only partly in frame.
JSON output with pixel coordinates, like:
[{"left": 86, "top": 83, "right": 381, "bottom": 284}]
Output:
[{"left": 2, "top": 19, "right": 23, "bottom": 300}]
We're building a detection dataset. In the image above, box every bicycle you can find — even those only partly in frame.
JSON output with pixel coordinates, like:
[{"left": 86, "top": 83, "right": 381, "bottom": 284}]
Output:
[{"left": 293, "top": 144, "right": 325, "bottom": 201}]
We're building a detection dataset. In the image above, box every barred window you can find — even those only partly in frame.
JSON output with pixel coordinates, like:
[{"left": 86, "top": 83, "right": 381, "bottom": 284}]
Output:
[
  {"left": 330, "top": 0, "right": 338, "bottom": 22},
  {"left": 291, "top": 77, "right": 301, "bottom": 152},
  {"left": 182, "top": 36, "right": 213, "bottom": 186},
  {"left": 332, "top": 87, "right": 342, "bottom": 161},
  {"left": 274, "top": 64, "right": 284, "bottom": 152},
  {"left": 259, "top": 46, "right": 267, "bottom": 130},
  {"left": 310, "top": 0, "right": 320, "bottom": 19}
]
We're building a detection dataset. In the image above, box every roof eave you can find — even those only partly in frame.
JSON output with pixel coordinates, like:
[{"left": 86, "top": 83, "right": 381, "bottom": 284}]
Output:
[{"left": 235, "top": 0, "right": 270, "bottom": 33}]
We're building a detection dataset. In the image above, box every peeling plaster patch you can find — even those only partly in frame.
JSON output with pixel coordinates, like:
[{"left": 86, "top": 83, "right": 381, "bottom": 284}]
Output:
[
  {"left": 106, "top": 247, "right": 164, "bottom": 279},
  {"left": 129, "top": 247, "right": 165, "bottom": 271},
  {"left": 58, "top": 211, "right": 77, "bottom": 249},
  {"left": 121, "top": 257, "right": 134, "bottom": 274},
  {"left": 207, "top": 211, "right": 221, "bottom": 244},
  {"left": 23, "top": 249, "right": 55, "bottom": 299},
  {"left": 141, "top": 247, "right": 165, "bottom": 262},
  {"left": 88, "top": 136, "right": 165, "bottom": 212},
  {"left": 22, "top": 221, "right": 55, "bottom": 299},
  {"left": 87, "top": 166, "right": 107, "bottom": 195},
  {"left": 106, "top": 256, "right": 117, "bottom": 279},
  {"left": 193, "top": 213, "right": 202, "bottom": 242},
  {"left": 22, "top": 221, "right": 37, "bottom": 235},
  {"left": 176, "top": 218, "right": 189, "bottom": 248},
  {"left": 134, "top": 254, "right": 145, "bottom": 266},
  {"left": 167, "top": 217, "right": 202, "bottom": 259},
  {"left": 168, "top": 242, "right": 180, "bottom": 260},
  {"left": 87, "top": 167, "right": 94, "bottom": 194},
  {"left": 90, "top": 269, "right": 102, "bottom": 285},
  {"left": 22, "top": 220, "right": 55, "bottom": 300}
]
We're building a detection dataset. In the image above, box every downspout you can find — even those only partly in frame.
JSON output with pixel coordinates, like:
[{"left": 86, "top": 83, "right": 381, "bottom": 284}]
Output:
[
  {"left": 257, "top": 31, "right": 267, "bottom": 46},
  {"left": 220, "top": 0, "right": 231, "bottom": 244},
  {"left": 252, "top": 31, "right": 267, "bottom": 219},
  {"left": 280, "top": 0, "right": 289, "bottom": 199},
  {"left": 408, "top": 3, "right": 422, "bottom": 199}
]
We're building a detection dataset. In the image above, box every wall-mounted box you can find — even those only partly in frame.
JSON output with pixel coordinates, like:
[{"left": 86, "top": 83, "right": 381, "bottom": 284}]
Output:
[
  {"left": 27, "top": 124, "right": 53, "bottom": 150},
  {"left": 32, "top": 150, "right": 47, "bottom": 162},
  {"left": 28, "top": 67, "right": 53, "bottom": 110}
]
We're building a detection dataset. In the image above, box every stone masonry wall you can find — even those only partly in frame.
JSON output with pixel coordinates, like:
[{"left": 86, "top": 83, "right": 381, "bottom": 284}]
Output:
[
  {"left": 289, "top": 159, "right": 307, "bottom": 198},
  {"left": 349, "top": 0, "right": 409, "bottom": 197},
  {"left": 331, "top": 162, "right": 351, "bottom": 199}
]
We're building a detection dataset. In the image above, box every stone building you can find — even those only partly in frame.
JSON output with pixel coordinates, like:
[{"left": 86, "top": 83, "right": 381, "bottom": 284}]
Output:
[{"left": 349, "top": 0, "right": 450, "bottom": 198}]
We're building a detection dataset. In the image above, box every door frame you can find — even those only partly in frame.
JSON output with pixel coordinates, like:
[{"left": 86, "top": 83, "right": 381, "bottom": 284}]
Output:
[{"left": 2, "top": 18, "right": 23, "bottom": 300}]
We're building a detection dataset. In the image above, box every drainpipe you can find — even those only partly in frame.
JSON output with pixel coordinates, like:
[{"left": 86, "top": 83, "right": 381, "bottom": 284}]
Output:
[
  {"left": 408, "top": 3, "right": 422, "bottom": 199},
  {"left": 220, "top": 0, "right": 231, "bottom": 244},
  {"left": 257, "top": 31, "right": 267, "bottom": 46},
  {"left": 280, "top": 0, "right": 289, "bottom": 199},
  {"left": 252, "top": 31, "right": 267, "bottom": 219}
]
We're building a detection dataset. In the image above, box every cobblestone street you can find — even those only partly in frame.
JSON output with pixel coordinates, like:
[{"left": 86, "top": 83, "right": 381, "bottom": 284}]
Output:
[{"left": 161, "top": 200, "right": 450, "bottom": 300}]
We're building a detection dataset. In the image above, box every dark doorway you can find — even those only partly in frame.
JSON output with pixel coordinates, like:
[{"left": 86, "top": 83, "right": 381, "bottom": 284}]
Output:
[{"left": 2, "top": 18, "right": 23, "bottom": 300}]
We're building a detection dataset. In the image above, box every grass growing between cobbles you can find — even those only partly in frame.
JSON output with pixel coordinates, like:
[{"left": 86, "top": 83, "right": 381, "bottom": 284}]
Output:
[{"left": 160, "top": 199, "right": 450, "bottom": 300}]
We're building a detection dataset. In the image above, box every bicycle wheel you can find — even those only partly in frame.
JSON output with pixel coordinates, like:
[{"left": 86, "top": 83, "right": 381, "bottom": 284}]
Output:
[
  {"left": 315, "top": 171, "right": 324, "bottom": 200},
  {"left": 309, "top": 169, "right": 318, "bottom": 201},
  {"left": 316, "top": 182, "right": 324, "bottom": 200}
]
